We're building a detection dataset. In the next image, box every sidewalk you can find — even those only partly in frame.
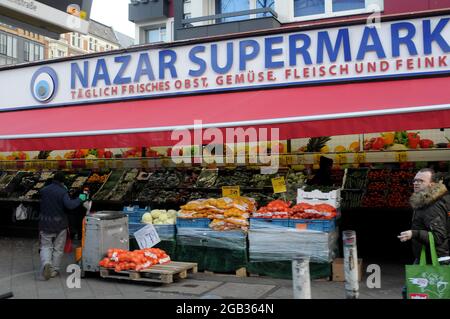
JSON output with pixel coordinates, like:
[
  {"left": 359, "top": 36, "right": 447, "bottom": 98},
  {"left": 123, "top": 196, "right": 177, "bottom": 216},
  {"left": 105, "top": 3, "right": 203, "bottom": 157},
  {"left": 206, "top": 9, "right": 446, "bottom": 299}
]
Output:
[{"left": 0, "top": 237, "right": 403, "bottom": 299}]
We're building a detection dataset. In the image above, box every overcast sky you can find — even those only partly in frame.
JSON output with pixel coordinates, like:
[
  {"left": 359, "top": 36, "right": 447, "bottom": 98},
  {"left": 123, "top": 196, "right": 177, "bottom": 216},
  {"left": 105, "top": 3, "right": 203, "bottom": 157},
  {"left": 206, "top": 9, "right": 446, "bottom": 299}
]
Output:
[{"left": 90, "top": 0, "right": 135, "bottom": 38}]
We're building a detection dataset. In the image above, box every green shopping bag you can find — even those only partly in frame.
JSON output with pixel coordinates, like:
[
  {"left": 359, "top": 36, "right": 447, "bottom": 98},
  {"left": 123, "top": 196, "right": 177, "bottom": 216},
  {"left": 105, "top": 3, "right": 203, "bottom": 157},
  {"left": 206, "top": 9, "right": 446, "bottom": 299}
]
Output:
[{"left": 405, "top": 232, "right": 450, "bottom": 299}]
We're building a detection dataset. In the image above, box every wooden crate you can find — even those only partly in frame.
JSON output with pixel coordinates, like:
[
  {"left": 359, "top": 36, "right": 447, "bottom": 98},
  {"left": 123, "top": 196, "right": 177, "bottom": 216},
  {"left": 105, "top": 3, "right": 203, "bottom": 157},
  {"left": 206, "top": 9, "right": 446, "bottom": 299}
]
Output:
[{"left": 100, "top": 261, "right": 198, "bottom": 284}]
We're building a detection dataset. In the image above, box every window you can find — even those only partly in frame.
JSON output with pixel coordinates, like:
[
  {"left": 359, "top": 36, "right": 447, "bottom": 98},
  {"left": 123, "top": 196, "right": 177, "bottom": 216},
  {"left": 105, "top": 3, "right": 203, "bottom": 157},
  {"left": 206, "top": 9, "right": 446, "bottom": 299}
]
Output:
[
  {"left": 145, "top": 26, "right": 167, "bottom": 44},
  {"left": 72, "top": 33, "right": 81, "bottom": 48},
  {"left": 218, "top": 0, "right": 275, "bottom": 22},
  {"left": 219, "top": 0, "right": 249, "bottom": 22},
  {"left": 333, "top": 0, "right": 365, "bottom": 12},
  {"left": 256, "top": 0, "right": 275, "bottom": 17},
  {"left": 0, "top": 32, "right": 18, "bottom": 63},
  {"left": 57, "top": 50, "right": 65, "bottom": 57},
  {"left": 24, "top": 41, "right": 44, "bottom": 62},
  {"left": 89, "top": 38, "right": 94, "bottom": 50},
  {"left": 293, "top": 0, "right": 383, "bottom": 21}
]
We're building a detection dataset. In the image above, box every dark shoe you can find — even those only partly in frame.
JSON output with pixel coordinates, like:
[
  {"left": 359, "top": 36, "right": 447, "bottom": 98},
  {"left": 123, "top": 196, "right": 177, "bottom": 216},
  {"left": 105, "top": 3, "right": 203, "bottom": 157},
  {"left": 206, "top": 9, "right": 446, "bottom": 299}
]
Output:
[{"left": 43, "top": 264, "right": 51, "bottom": 281}]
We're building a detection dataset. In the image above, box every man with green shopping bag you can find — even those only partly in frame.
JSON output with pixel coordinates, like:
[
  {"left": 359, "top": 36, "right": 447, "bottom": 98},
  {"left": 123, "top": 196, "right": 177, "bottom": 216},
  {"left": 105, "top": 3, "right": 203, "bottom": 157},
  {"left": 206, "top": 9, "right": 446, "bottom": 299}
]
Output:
[{"left": 398, "top": 168, "right": 450, "bottom": 299}]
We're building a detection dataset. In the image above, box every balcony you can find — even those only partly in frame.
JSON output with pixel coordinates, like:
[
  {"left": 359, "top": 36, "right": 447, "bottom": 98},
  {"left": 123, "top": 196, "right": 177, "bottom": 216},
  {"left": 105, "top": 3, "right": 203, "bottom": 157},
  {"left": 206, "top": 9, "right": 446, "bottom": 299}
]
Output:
[
  {"left": 129, "top": 0, "right": 169, "bottom": 23},
  {"left": 175, "top": 7, "right": 281, "bottom": 41}
]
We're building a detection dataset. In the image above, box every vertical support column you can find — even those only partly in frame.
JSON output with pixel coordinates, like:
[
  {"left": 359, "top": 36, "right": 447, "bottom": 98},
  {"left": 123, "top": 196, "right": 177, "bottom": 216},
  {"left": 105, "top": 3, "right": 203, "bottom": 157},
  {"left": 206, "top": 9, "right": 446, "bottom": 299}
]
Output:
[
  {"left": 343, "top": 230, "right": 359, "bottom": 299},
  {"left": 292, "top": 256, "right": 311, "bottom": 299}
]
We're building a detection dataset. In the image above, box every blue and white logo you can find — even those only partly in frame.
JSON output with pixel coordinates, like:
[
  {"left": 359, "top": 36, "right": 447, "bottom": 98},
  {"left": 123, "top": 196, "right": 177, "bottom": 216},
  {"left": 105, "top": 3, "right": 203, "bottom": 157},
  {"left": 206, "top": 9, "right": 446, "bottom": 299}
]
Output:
[{"left": 30, "top": 67, "right": 58, "bottom": 103}]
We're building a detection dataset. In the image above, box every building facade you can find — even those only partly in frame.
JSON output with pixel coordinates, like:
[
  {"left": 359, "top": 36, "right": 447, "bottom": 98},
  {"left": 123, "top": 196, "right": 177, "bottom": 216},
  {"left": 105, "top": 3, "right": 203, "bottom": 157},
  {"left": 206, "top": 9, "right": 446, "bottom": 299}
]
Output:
[
  {"left": 47, "top": 20, "right": 130, "bottom": 60},
  {"left": 0, "top": 19, "right": 134, "bottom": 66},
  {"left": 0, "top": 22, "right": 47, "bottom": 66},
  {"left": 130, "top": 0, "right": 450, "bottom": 44}
]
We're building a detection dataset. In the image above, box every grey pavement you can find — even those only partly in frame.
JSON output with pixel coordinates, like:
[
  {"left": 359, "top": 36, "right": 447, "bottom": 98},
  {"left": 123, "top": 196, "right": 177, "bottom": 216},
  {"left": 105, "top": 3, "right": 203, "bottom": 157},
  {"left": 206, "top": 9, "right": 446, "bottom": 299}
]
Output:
[{"left": 0, "top": 237, "right": 404, "bottom": 299}]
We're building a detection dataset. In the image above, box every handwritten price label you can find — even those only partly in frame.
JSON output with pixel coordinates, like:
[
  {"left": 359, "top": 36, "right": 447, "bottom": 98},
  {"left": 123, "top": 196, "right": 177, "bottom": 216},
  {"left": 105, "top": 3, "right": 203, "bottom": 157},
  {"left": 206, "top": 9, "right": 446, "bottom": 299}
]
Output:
[
  {"left": 86, "top": 159, "right": 94, "bottom": 168},
  {"left": 395, "top": 152, "right": 408, "bottom": 162},
  {"left": 66, "top": 161, "right": 73, "bottom": 169},
  {"left": 355, "top": 153, "right": 366, "bottom": 164},
  {"left": 335, "top": 154, "right": 347, "bottom": 164},
  {"left": 222, "top": 186, "right": 240, "bottom": 198},
  {"left": 115, "top": 160, "right": 124, "bottom": 169},
  {"left": 272, "top": 177, "right": 287, "bottom": 194}
]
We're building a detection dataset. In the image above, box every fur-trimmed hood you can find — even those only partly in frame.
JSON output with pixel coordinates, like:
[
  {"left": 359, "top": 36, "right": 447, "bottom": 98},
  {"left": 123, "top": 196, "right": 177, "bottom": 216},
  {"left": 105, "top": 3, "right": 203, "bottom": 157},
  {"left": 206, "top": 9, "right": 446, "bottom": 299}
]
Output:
[{"left": 410, "top": 183, "right": 449, "bottom": 210}]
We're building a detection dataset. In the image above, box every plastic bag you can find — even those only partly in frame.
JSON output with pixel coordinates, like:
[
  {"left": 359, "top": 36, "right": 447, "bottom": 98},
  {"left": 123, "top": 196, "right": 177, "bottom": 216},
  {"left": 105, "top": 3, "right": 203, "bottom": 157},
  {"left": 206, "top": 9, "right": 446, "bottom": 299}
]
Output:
[
  {"left": 15, "top": 204, "right": 28, "bottom": 221},
  {"left": 64, "top": 229, "right": 73, "bottom": 254}
]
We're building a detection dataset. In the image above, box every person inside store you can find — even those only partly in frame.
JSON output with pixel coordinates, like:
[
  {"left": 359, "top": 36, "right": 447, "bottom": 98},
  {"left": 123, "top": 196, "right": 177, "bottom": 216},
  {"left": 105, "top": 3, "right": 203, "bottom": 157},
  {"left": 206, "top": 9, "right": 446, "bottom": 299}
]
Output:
[
  {"left": 398, "top": 168, "right": 450, "bottom": 265},
  {"left": 307, "top": 156, "right": 334, "bottom": 186},
  {"left": 38, "top": 172, "right": 87, "bottom": 281}
]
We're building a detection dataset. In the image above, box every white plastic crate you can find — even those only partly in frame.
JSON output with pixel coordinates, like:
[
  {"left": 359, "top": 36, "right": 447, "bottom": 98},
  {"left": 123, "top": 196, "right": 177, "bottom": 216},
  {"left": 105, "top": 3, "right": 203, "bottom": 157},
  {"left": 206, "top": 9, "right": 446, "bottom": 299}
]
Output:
[
  {"left": 298, "top": 189, "right": 341, "bottom": 200},
  {"left": 296, "top": 197, "right": 340, "bottom": 208}
]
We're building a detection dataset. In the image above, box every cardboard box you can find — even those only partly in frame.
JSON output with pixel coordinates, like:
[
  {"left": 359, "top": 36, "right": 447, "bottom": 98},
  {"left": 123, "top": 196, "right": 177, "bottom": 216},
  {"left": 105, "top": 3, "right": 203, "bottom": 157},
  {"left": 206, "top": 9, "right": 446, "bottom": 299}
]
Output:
[{"left": 332, "top": 258, "right": 363, "bottom": 282}]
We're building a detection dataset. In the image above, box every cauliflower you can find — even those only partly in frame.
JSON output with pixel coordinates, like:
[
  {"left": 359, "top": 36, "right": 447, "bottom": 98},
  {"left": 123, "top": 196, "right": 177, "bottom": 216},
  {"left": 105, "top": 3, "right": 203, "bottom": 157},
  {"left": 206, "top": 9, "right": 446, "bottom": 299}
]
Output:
[
  {"left": 151, "top": 209, "right": 165, "bottom": 219},
  {"left": 141, "top": 213, "right": 153, "bottom": 224}
]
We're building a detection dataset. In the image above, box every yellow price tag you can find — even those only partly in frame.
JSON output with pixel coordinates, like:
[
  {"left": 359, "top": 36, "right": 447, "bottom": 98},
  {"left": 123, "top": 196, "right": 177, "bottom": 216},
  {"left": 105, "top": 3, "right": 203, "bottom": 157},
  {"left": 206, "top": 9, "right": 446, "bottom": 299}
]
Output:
[
  {"left": 272, "top": 177, "right": 287, "bottom": 194},
  {"left": 24, "top": 161, "right": 33, "bottom": 170},
  {"left": 161, "top": 158, "right": 171, "bottom": 167},
  {"left": 395, "top": 151, "right": 408, "bottom": 162},
  {"left": 141, "top": 159, "right": 149, "bottom": 168},
  {"left": 44, "top": 161, "right": 53, "bottom": 169},
  {"left": 66, "top": 161, "right": 73, "bottom": 169},
  {"left": 116, "top": 160, "right": 123, "bottom": 168},
  {"left": 355, "top": 152, "right": 366, "bottom": 164},
  {"left": 286, "top": 155, "right": 294, "bottom": 165},
  {"left": 292, "top": 165, "right": 305, "bottom": 171},
  {"left": 98, "top": 160, "right": 106, "bottom": 169},
  {"left": 335, "top": 154, "right": 347, "bottom": 164},
  {"left": 313, "top": 154, "right": 322, "bottom": 164},
  {"left": 222, "top": 186, "right": 240, "bottom": 198},
  {"left": 86, "top": 159, "right": 94, "bottom": 169}
]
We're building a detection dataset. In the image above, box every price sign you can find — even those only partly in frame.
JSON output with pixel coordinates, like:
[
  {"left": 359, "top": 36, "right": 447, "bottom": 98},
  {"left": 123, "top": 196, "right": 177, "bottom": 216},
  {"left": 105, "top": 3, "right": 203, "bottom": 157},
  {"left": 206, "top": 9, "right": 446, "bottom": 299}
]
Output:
[
  {"left": 272, "top": 177, "right": 287, "bottom": 194},
  {"left": 314, "top": 154, "right": 322, "bottom": 164},
  {"left": 279, "top": 155, "right": 287, "bottom": 166},
  {"left": 66, "top": 161, "right": 73, "bottom": 169},
  {"left": 98, "top": 160, "right": 106, "bottom": 169},
  {"left": 24, "top": 161, "right": 33, "bottom": 170},
  {"left": 292, "top": 165, "right": 305, "bottom": 171},
  {"left": 286, "top": 155, "right": 294, "bottom": 165},
  {"left": 222, "top": 186, "right": 240, "bottom": 198},
  {"left": 134, "top": 224, "right": 161, "bottom": 249},
  {"left": 395, "top": 152, "right": 408, "bottom": 162},
  {"left": 86, "top": 159, "right": 94, "bottom": 169},
  {"left": 355, "top": 152, "right": 366, "bottom": 164},
  {"left": 44, "top": 161, "right": 53, "bottom": 169},
  {"left": 115, "top": 160, "right": 124, "bottom": 169},
  {"left": 335, "top": 154, "right": 347, "bottom": 164}
]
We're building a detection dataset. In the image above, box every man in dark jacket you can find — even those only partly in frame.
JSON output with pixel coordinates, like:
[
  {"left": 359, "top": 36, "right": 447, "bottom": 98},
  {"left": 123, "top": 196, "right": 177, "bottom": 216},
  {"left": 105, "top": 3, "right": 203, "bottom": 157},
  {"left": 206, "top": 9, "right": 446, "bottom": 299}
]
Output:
[
  {"left": 39, "top": 172, "right": 83, "bottom": 280},
  {"left": 398, "top": 168, "right": 450, "bottom": 265}
]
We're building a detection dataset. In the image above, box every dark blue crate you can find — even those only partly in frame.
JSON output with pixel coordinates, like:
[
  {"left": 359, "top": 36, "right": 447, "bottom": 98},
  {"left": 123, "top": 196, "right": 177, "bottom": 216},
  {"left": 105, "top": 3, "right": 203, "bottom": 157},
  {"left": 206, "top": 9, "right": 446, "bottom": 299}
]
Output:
[
  {"left": 176, "top": 218, "right": 210, "bottom": 228},
  {"left": 289, "top": 219, "right": 336, "bottom": 232},
  {"left": 154, "top": 224, "right": 176, "bottom": 240},
  {"left": 129, "top": 222, "right": 146, "bottom": 235},
  {"left": 250, "top": 218, "right": 290, "bottom": 229}
]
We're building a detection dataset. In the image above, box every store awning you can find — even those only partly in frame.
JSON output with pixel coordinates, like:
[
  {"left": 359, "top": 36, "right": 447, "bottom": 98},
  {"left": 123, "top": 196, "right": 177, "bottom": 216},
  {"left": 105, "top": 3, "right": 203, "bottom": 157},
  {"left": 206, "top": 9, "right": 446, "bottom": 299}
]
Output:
[{"left": 0, "top": 76, "right": 449, "bottom": 151}]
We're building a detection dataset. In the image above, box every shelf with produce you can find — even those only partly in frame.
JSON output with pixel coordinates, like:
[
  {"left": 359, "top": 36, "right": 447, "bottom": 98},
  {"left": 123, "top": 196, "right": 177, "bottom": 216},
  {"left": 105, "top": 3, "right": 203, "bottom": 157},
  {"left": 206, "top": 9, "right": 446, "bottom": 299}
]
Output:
[
  {"left": 341, "top": 168, "right": 416, "bottom": 209},
  {"left": 0, "top": 148, "right": 448, "bottom": 170}
]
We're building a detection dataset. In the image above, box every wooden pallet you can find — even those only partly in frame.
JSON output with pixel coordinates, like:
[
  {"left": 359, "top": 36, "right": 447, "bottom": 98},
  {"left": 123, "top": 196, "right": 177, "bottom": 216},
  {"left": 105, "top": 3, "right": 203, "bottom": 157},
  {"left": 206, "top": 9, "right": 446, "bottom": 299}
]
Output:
[
  {"left": 202, "top": 267, "right": 248, "bottom": 278},
  {"left": 100, "top": 261, "right": 198, "bottom": 284}
]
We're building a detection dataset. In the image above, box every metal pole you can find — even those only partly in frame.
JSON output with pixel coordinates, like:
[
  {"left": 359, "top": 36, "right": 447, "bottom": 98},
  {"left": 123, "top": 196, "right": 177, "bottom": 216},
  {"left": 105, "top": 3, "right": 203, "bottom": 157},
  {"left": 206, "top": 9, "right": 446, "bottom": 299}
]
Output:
[
  {"left": 292, "top": 256, "right": 311, "bottom": 299},
  {"left": 343, "top": 230, "right": 359, "bottom": 299}
]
